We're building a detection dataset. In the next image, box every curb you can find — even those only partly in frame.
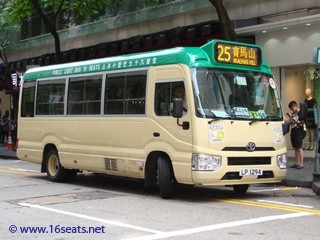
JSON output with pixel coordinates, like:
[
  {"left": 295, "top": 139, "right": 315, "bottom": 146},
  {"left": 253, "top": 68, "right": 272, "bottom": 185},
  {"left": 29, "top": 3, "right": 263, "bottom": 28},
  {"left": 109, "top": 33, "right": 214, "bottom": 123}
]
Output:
[
  {"left": 0, "top": 153, "right": 19, "bottom": 160},
  {"left": 311, "top": 181, "right": 320, "bottom": 195},
  {"left": 282, "top": 179, "right": 313, "bottom": 188}
]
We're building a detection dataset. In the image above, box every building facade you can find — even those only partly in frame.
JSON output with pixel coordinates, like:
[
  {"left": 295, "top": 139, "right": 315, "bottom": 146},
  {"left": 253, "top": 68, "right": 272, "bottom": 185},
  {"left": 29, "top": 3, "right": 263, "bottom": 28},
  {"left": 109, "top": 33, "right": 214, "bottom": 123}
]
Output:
[{"left": 3, "top": 0, "right": 320, "bottom": 152}]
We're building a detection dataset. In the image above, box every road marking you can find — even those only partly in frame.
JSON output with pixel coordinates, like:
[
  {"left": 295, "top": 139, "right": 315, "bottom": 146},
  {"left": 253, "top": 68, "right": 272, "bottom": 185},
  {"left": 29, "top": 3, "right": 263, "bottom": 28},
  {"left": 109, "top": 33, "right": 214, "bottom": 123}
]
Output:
[
  {"left": 249, "top": 187, "right": 300, "bottom": 192},
  {"left": 257, "top": 199, "right": 314, "bottom": 209},
  {"left": 125, "top": 212, "right": 313, "bottom": 240},
  {"left": 13, "top": 168, "right": 38, "bottom": 173},
  {"left": 0, "top": 166, "right": 40, "bottom": 176},
  {"left": 19, "top": 199, "right": 318, "bottom": 240},
  {"left": 18, "top": 202, "right": 163, "bottom": 234},
  {"left": 220, "top": 199, "right": 320, "bottom": 216}
]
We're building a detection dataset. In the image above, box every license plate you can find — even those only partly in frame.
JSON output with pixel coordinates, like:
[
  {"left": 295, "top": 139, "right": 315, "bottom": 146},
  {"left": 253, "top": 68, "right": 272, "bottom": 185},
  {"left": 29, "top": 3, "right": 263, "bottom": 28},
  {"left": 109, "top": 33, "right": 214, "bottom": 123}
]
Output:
[{"left": 239, "top": 168, "right": 263, "bottom": 176}]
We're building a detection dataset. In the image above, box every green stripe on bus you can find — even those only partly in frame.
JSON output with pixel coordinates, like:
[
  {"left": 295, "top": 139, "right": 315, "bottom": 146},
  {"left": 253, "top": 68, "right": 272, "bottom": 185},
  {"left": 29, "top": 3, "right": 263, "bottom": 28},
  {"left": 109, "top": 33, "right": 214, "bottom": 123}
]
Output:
[{"left": 23, "top": 40, "right": 272, "bottom": 81}]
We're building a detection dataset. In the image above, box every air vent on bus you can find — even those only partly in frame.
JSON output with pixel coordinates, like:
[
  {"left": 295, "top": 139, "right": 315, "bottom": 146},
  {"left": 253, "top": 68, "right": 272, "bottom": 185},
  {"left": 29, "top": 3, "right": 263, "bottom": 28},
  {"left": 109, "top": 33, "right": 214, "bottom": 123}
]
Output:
[
  {"left": 222, "top": 147, "right": 275, "bottom": 151},
  {"left": 228, "top": 157, "right": 271, "bottom": 165},
  {"left": 105, "top": 158, "right": 118, "bottom": 171}
]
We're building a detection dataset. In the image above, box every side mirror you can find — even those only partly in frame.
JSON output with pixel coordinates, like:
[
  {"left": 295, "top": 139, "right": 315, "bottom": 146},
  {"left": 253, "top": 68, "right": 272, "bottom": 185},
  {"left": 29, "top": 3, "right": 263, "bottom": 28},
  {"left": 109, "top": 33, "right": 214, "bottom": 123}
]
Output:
[
  {"left": 299, "top": 102, "right": 308, "bottom": 119},
  {"left": 172, "top": 98, "right": 183, "bottom": 118}
]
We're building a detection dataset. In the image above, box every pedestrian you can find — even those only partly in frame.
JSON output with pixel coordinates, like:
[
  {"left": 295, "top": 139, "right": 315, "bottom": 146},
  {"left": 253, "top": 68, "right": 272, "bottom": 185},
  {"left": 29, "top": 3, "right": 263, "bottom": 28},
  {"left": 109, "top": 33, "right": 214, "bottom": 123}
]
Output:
[
  {"left": 287, "top": 101, "right": 306, "bottom": 169},
  {"left": 1, "top": 110, "right": 10, "bottom": 145}
]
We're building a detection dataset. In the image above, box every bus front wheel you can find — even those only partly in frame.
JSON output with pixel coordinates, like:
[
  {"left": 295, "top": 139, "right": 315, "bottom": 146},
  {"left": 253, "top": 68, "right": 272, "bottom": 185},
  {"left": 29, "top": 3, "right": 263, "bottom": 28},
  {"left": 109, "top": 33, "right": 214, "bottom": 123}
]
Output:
[
  {"left": 46, "top": 149, "right": 77, "bottom": 182},
  {"left": 157, "top": 156, "right": 175, "bottom": 199}
]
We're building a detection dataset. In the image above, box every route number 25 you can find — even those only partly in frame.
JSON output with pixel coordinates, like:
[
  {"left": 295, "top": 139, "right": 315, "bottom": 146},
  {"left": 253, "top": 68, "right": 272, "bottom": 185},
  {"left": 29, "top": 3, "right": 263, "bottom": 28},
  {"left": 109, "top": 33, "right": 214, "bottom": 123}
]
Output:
[{"left": 217, "top": 45, "right": 231, "bottom": 62}]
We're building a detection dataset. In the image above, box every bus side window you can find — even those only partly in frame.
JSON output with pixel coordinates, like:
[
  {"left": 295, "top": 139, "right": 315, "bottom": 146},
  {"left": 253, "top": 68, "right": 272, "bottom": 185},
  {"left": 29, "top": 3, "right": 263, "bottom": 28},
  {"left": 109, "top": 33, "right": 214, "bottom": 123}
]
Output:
[
  {"left": 21, "top": 81, "right": 36, "bottom": 117},
  {"left": 85, "top": 78, "right": 102, "bottom": 114},
  {"left": 127, "top": 84, "right": 145, "bottom": 114},
  {"left": 105, "top": 85, "right": 124, "bottom": 114},
  {"left": 105, "top": 71, "right": 147, "bottom": 115},
  {"left": 68, "top": 75, "right": 102, "bottom": 115},
  {"left": 105, "top": 73, "right": 125, "bottom": 115},
  {"left": 155, "top": 83, "right": 168, "bottom": 116},
  {"left": 36, "top": 79, "right": 65, "bottom": 115},
  {"left": 126, "top": 72, "right": 147, "bottom": 114},
  {"left": 155, "top": 81, "right": 185, "bottom": 116}
]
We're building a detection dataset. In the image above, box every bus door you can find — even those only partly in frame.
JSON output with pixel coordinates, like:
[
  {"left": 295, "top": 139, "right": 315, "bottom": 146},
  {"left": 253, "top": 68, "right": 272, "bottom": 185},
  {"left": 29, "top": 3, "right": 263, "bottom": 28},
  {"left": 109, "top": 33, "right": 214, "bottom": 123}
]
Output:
[{"left": 152, "top": 67, "right": 193, "bottom": 183}]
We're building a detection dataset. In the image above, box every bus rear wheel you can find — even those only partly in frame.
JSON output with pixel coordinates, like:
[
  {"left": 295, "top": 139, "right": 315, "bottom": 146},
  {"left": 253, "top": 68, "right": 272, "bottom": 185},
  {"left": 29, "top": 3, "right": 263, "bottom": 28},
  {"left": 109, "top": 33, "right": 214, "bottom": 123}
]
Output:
[
  {"left": 233, "top": 184, "right": 249, "bottom": 195},
  {"left": 157, "top": 156, "right": 175, "bottom": 199},
  {"left": 46, "top": 149, "right": 77, "bottom": 182}
]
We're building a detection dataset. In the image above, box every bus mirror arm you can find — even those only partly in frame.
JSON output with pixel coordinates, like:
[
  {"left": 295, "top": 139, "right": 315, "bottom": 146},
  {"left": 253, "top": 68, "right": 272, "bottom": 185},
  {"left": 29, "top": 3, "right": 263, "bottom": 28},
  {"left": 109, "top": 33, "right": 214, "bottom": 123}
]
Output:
[
  {"left": 176, "top": 118, "right": 182, "bottom": 126},
  {"left": 176, "top": 118, "right": 190, "bottom": 130}
]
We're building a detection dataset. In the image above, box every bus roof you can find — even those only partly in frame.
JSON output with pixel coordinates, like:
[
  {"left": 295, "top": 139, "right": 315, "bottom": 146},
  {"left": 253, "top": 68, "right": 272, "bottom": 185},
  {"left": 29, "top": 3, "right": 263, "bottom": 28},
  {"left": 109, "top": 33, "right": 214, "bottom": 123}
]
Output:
[{"left": 23, "top": 40, "right": 272, "bottom": 81}]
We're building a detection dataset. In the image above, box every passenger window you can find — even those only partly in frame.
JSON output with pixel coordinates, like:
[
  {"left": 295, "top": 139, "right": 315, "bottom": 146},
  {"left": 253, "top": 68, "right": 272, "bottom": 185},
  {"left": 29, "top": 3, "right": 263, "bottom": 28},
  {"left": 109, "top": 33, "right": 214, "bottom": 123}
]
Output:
[
  {"left": 36, "top": 78, "right": 65, "bottom": 115},
  {"left": 21, "top": 81, "right": 36, "bottom": 117},
  {"left": 126, "top": 71, "right": 146, "bottom": 114},
  {"left": 105, "top": 71, "right": 147, "bottom": 115},
  {"left": 68, "top": 75, "right": 102, "bottom": 115},
  {"left": 105, "top": 73, "right": 125, "bottom": 114}
]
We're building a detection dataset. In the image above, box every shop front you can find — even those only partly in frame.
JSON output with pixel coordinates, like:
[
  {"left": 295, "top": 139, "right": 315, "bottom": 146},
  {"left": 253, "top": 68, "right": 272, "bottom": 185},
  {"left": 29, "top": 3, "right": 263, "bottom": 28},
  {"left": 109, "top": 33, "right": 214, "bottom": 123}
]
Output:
[
  {"left": 282, "top": 66, "right": 320, "bottom": 153},
  {"left": 258, "top": 22, "right": 320, "bottom": 156},
  {"left": 236, "top": 16, "right": 320, "bottom": 156}
]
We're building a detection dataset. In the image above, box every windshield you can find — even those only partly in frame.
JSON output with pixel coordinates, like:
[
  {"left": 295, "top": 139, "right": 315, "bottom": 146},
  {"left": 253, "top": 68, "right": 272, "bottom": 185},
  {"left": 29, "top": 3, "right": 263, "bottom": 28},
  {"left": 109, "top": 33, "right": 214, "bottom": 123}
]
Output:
[{"left": 191, "top": 68, "right": 283, "bottom": 120}]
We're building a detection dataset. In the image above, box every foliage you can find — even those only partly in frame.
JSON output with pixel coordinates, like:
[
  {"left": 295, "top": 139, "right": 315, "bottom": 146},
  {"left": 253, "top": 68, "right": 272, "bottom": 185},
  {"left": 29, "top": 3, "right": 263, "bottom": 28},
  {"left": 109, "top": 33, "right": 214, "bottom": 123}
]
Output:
[
  {"left": 5, "top": 0, "right": 164, "bottom": 54},
  {"left": 0, "top": 2, "right": 19, "bottom": 64},
  {"left": 7, "top": 0, "right": 107, "bottom": 25},
  {"left": 6, "top": 0, "right": 161, "bottom": 27}
]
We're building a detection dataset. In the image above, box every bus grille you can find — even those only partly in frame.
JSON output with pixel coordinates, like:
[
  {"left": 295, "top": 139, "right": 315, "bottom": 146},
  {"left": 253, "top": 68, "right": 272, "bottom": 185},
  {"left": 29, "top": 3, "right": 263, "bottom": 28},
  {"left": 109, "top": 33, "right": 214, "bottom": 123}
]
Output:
[
  {"left": 228, "top": 157, "right": 271, "bottom": 165},
  {"left": 222, "top": 147, "right": 275, "bottom": 151}
]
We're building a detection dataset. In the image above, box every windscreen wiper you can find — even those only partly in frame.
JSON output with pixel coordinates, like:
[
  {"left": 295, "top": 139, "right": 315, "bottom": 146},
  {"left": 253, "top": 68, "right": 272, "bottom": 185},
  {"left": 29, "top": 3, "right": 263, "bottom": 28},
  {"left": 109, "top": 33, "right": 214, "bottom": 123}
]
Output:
[
  {"left": 249, "top": 119, "right": 259, "bottom": 125},
  {"left": 208, "top": 114, "right": 231, "bottom": 124},
  {"left": 208, "top": 112, "right": 218, "bottom": 124}
]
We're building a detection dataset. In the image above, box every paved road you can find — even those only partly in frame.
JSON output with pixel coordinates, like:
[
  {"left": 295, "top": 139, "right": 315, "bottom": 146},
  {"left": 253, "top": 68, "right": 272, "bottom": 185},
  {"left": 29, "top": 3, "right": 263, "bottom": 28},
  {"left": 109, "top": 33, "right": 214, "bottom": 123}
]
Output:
[{"left": 1, "top": 158, "right": 320, "bottom": 240}]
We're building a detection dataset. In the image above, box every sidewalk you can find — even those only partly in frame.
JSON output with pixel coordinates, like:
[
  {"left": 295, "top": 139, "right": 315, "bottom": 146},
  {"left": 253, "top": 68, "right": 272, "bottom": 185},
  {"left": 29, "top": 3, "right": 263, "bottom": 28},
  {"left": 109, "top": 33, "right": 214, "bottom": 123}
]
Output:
[
  {"left": 0, "top": 145, "right": 319, "bottom": 195},
  {"left": 0, "top": 145, "right": 18, "bottom": 160},
  {"left": 285, "top": 154, "right": 320, "bottom": 195}
]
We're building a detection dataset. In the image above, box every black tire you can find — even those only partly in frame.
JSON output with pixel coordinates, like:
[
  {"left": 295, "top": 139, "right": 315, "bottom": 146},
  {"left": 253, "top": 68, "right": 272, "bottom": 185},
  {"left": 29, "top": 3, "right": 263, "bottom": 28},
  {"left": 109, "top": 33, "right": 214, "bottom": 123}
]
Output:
[
  {"left": 233, "top": 184, "right": 249, "bottom": 195},
  {"left": 46, "top": 149, "right": 77, "bottom": 182},
  {"left": 157, "top": 156, "right": 175, "bottom": 199}
]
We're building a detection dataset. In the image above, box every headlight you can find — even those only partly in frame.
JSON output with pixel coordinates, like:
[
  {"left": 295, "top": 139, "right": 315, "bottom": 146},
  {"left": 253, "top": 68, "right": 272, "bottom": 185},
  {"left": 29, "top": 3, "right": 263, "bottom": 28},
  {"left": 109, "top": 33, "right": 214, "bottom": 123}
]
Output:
[
  {"left": 192, "top": 154, "right": 221, "bottom": 171},
  {"left": 277, "top": 154, "right": 287, "bottom": 169}
]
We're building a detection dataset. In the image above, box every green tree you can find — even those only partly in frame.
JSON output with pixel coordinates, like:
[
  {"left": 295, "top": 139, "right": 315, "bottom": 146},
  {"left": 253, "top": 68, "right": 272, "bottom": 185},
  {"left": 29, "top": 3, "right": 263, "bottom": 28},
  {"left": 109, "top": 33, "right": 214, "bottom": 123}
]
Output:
[
  {"left": 0, "top": 2, "right": 19, "bottom": 88},
  {"left": 6, "top": 0, "right": 160, "bottom": 56},
  {"left": 6, "top": 0, "right": 237, "bottom": 58},
  {"left": 0, "top": 4, "right": 9, "bottom": 67},
  {"left": 209, "top": 0, "right": 237, "bottom": 41},
  {"left": 6, "top": 0, "right": 110, "bottom": 55}
]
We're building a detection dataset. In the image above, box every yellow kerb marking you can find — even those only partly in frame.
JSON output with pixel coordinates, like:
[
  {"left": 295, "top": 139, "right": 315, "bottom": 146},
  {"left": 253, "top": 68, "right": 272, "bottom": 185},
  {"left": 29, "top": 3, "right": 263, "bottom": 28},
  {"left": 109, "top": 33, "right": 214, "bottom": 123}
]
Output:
[
  {"left": 220, "top": 198, "right": 320, "bottom": 216},
  {"left": 0, "top": 166, "right": 39, "bottom": 176}
]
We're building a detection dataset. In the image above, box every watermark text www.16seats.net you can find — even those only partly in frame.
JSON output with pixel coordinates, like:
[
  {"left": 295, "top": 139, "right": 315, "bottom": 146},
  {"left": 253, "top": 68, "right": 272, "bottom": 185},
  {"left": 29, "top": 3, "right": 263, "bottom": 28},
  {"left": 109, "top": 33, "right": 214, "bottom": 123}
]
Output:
[{"left": 8, "top": 224, "right": 106, "bottom": 235}]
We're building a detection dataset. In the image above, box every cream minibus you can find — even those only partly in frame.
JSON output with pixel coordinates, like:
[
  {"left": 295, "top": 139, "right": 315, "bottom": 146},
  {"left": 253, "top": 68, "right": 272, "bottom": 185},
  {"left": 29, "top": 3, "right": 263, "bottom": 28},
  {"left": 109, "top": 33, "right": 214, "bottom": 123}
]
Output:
[{"left": 17, "top": 40, "right": 287, "bottom": 198}]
